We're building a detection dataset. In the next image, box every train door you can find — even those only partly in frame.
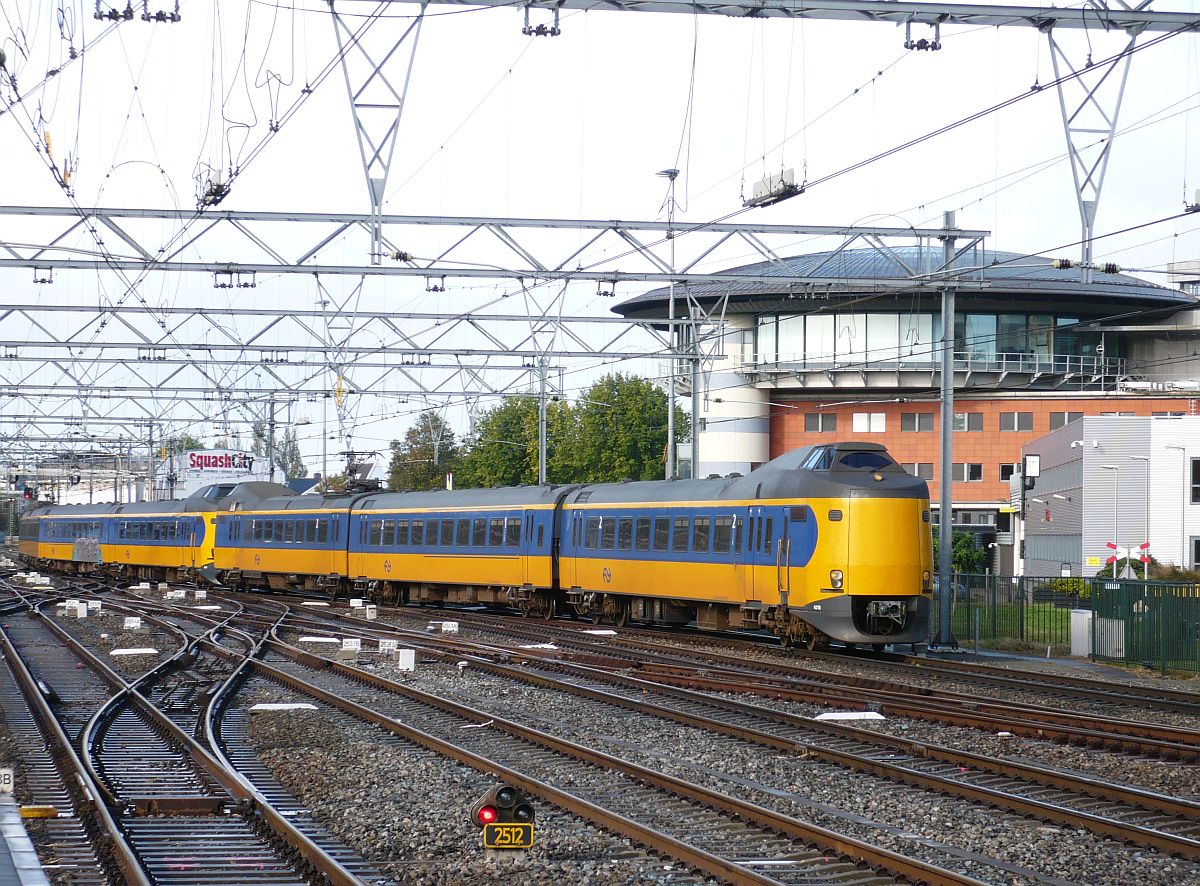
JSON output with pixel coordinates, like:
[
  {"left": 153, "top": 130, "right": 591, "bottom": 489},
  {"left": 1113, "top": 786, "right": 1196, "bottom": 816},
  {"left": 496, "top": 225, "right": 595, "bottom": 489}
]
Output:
[
  {"left": 522, "top": 510, "right": 536, "bottom": 587},
  {"left": 779, "top": 509, "right": 803, "bottom": 610},
  {"left": 745, "top": 505, "right": 765, "bottom": 602}
]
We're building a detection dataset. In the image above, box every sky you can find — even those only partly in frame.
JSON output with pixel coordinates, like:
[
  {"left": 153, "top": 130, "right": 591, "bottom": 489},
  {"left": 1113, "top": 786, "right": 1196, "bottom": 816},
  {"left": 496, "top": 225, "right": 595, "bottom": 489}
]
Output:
[{"left": 1, "top": 0, "right": 1199, "bottom": 475}]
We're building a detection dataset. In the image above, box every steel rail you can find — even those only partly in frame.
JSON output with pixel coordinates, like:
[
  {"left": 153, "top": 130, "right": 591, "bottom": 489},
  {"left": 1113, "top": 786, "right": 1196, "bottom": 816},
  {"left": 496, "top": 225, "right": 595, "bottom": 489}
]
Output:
[
  {"left": 346, "top": 606, "right": 1200, "bottom": 753},
  {"left": 31, "top": 605, "right": 366, "bottom": 886},
  {"left": 0, "top": 622, "right": 148, "bottom": 885},
  {"left": 276, "top": 612, "right": 1200, "bottom": 858},
  {"left": 247, "top": 630, "right": 992, "bottom": 886}
]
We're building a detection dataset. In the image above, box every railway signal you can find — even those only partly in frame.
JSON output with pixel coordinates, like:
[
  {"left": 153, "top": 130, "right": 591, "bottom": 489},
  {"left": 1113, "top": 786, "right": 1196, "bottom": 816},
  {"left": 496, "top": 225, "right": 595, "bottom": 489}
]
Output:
[{"left": 469, "top": 783, "right": 535, "bottom": 851}]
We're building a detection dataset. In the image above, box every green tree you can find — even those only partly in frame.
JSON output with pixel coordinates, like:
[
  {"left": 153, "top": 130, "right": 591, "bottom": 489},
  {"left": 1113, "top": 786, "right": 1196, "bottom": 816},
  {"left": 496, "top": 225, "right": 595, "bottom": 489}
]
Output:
[
  {"left": 455, "top": 396, "right": 575, "bottom": 487},
  {"left": 563, "top": 373, "right": 688, "bottom": 482},
  {"left": 932, "top": 530, "right": 990, "bottom": 573},
  {"left": 248, "top": 421, "right": 308, "bottom": 481},
  {"left": 160, "top": 433, "right": 204, "bottom": 457},
  {"left": 388, "top": 412, "right": 459, "bottom": 491},
  {"left": 275, "top": 428, "right": 308, "bottom": 481}
]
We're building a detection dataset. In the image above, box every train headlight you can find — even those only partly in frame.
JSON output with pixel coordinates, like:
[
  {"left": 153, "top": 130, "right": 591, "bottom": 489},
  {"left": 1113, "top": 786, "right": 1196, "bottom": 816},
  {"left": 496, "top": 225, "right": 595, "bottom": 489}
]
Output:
[
  {"left": 829, "top": 569, "right": 844, "bottom": 589},
  {"left": 922, "top": 570, "right": 931, "bottom": 590}
]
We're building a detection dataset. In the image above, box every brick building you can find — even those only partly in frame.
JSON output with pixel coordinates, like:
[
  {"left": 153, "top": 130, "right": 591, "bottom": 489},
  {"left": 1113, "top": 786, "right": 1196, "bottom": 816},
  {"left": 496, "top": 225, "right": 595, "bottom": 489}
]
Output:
[{"left": 615, "top": 245, "right": 1200, "bottom": 561}]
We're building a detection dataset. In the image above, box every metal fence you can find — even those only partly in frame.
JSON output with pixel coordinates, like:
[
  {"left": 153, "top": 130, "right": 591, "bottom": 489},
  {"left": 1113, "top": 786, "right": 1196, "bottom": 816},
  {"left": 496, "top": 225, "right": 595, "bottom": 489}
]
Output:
[
  {"left": 930, "top": 574, "right": 1200, "bottom": 674},
  {"left": 1089, "top": 580, "right": 1200, "bottom": 674},
  {"left": 930, "top": 574, "right": 1078, "bottom": 651}
]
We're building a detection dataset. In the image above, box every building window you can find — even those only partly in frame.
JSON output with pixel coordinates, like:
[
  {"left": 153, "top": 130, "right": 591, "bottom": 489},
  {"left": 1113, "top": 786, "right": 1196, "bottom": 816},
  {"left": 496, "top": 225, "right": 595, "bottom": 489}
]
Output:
[
  {"left": 1049, "top": 411, "right": 1084, "bottom": 430},
  {"left": 901, "top": 412, "right": 934, "bottom": 432},
  {"left": 1100, "top": 411, "right": 1135, "bottom": 417},
  {"left": 952, "top": 463, "right": 983, "bottom": 482},
  {"left": 805, "top": 413, "right": 837, "bottom": 432},
  {"left": 999, "top": 463, "right": 1017, "bottom": 482},
  {"left": 852, "top": 412, "right": 886, "bottom": 433},
  {"left": 1193, "top": 459, "right": 1200, "bottom": 504},
  {"left": 1152, "top": 411, "right": 1185, "bottom": 418},
  {"left": 999, "top": 412, "right": 1034, "bottom": 432},
  {"left": 901, "top": 463, "right": 934, "bottom": 480},
  {"left": 952, "top": 412, "right": 983, "bottom": 432}
]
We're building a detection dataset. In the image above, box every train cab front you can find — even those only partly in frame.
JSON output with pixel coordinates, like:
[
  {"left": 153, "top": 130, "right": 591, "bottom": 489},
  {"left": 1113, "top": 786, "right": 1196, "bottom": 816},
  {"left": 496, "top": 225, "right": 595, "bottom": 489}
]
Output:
[{"left": 790, "top": 443, "right": 933, "bottom": 648}]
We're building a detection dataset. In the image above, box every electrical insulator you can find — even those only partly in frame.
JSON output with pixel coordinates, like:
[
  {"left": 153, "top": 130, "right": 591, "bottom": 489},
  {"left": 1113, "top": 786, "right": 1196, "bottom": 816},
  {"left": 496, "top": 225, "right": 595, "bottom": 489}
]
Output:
[
  {"left": 1100, "top": 263, "right": 1121, "bottom": 275},
  {"left": 1051, "top": 259, "right": 1073, "bottom": 270}
]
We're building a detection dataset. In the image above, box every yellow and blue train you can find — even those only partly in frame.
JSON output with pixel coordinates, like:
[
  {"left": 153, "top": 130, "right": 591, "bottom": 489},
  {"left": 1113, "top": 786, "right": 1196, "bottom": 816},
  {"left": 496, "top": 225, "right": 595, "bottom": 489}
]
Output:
[{"left": 18, "top": 443, "right": 933, "bottom": 648}]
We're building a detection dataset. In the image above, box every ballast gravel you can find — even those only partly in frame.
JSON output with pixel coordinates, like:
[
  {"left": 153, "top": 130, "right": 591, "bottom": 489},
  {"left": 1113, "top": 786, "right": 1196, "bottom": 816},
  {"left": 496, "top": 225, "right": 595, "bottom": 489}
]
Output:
[
  {"left": 244, "top": 691, "right": 717, "bottom": 885},
  {"left": 337, "top": 654, "right": 1200, "bottom": 886}
]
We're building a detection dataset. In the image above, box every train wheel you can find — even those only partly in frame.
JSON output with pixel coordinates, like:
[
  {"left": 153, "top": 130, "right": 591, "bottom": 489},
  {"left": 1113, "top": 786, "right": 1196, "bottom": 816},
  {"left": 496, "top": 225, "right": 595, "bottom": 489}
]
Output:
[
  {"left": 614, "top": 600, "right": 629, "bottom": 627},
  {"left": 542, "top": 596, "right": 557, "bottom": 621},
  {"left": 804, "top": 631, "right": 819, "bottom": 652}
]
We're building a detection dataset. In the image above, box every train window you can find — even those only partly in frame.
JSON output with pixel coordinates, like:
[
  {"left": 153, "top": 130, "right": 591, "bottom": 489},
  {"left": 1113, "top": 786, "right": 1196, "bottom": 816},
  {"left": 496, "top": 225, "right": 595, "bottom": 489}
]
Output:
[
  {"left": 791, "top": 507, "right": 808, "bottom": 521},
  {"left": 672, "top": 517, "right": 689, "bottom": 552},
  {"left": 537, "top": 524, "right": 545, "bottom": 548},
  {"left": 428, "top": 520, "right": 441, "bottom": 546},
  {"left": 713, "top": 516, "right": 733, "bottom": 553},
  {"left": 692, "top": 517, "right": 711, "bottom": 553},
  {"left": 838, "top": 451, "right": 893, "bottom": 470},
  {"left": 369, "top": 521, "right": 382, "bottom": 547},
  {"left": 617, "top": 517, "right": 633, "bottom": 550},
  {"left": 308, "top": 520, "right": 319, "bottom": 543},
  {"left": 652, "top": 517, "right": 669, "bottom": 551},
  {"left": 275, "top": 521, "right": 285, "bottom": 542},
  {"left": 152, "top": 523, "right": 161, "bottom": 541},
  {"left": 505, "top": 517, "right": 520, "bottom": 547},
  {"left": 262, "top": 521, "right": 273, "bottom": 543},
  {"left": 411, "top": 520, "right": 425, "bottom": 546},
  {"left": 763, "top": 518, "right": 774, "bottom": 554},
  {"left": 443, "top": 520, "right": 457, "bottom": 547},
  {"left": 489, "top": 518, "right": 504, "bottom": 546},
  {"left": 600, "top": 517, "right": 616, "bottom": 549},
  {"left": 456, "top": 519, "right": 470, "bottom": 546},
  {"left": 802, "top": 447, "right": 836, "bottom": 471},
  {"left": 635, "top": 518, "right": 651, "bottom": 551},
  {"left": 395, "top": 519, "right": 408, "bottom": 545},
  {"left": 584, "top": 516, "right": 600, "bottom": 549},
  {"left": 472, "top": 518, "right": 486, "bottom": 546},
  {"left": 753, "top": 518, "right": 762, "bottom": 552},
  {"left": 381, "top": 520, "right": 394, "bottom": 545},
  {"left": 285, "top": 522, "right": 295, "bottom": 544},
  {"left": 733, "top": 517, "right": 742, "bottom": 553}
]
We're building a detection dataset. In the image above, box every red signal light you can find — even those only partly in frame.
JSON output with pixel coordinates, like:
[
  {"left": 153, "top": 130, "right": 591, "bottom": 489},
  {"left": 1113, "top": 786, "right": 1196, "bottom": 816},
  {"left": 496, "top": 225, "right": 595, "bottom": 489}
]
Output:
[{"left": 476, "top": 805, "right": 498, "bottom": 826}]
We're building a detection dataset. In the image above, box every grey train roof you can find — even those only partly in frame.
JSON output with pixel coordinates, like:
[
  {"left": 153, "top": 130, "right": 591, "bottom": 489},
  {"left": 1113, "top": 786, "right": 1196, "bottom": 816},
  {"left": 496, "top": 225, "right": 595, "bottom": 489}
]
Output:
[
  {"left": 563, "top": 443, "right": 926, "bottom": 504},
  {"left": 613, "top": 246, "right": 1194, "bottom": 320}
]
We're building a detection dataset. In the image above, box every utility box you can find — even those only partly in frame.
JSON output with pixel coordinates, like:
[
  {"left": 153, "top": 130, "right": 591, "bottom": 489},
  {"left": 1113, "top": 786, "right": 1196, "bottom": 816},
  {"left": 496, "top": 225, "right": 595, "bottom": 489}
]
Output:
[
  {"left": 1070, "top": 609, "right": 1092, "bottom": 657},
  {"left": 1094, "top": 616, "right": 1126, "bottom": 658}
]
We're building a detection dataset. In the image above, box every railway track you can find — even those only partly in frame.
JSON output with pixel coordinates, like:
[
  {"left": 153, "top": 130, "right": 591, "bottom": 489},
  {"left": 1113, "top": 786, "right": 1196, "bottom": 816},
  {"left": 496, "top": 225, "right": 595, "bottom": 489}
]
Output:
[
  {"left": 333, "top": 603, "right": 1200, "bottom": 760},
  {"left": 0, "top": 590, "right": 373, "bottom": 885},
  {"left": 269, "top": 609, "right": 1200, "bottom": 863},
  {"left": 235, "top": 635, "right": 987, "bottom": 886}
]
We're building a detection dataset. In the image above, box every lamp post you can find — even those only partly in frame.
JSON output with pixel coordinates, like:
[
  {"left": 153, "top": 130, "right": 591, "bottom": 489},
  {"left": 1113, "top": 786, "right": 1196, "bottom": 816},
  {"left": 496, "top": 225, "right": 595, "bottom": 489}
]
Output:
[
  {"left": 1166, "top": 444, "right": 1187, "bottom": 568},
  {"left": 1100, "top": 464, "right": 1120, "bottom": 577},
  {"left": 1130, "top": 454, "right": 1150, "bottom": 578}
]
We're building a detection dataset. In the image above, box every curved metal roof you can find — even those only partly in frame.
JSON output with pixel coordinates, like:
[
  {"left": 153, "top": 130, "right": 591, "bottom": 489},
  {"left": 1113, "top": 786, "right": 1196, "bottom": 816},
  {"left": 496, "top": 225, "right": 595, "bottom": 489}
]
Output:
[{"left": 614, "top": 246, "right": 1194, "bottom": 320}]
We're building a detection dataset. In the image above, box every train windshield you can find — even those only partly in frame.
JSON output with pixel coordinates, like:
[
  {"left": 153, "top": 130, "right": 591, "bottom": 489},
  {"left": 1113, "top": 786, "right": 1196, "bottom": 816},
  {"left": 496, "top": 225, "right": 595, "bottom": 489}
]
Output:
[
  {"left": 837, "top": 451, "right": 895, "bottom": 470},
  {"left": 801, "top": 446, "right": 898, "bottom": 472}
]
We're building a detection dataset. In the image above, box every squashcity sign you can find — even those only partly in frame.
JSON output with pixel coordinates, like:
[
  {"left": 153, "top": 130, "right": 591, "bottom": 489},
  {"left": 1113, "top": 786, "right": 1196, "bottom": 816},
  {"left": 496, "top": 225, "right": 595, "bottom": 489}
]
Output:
[{"left": 187, "top": 451, "right": 255, "bottom": 472}]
